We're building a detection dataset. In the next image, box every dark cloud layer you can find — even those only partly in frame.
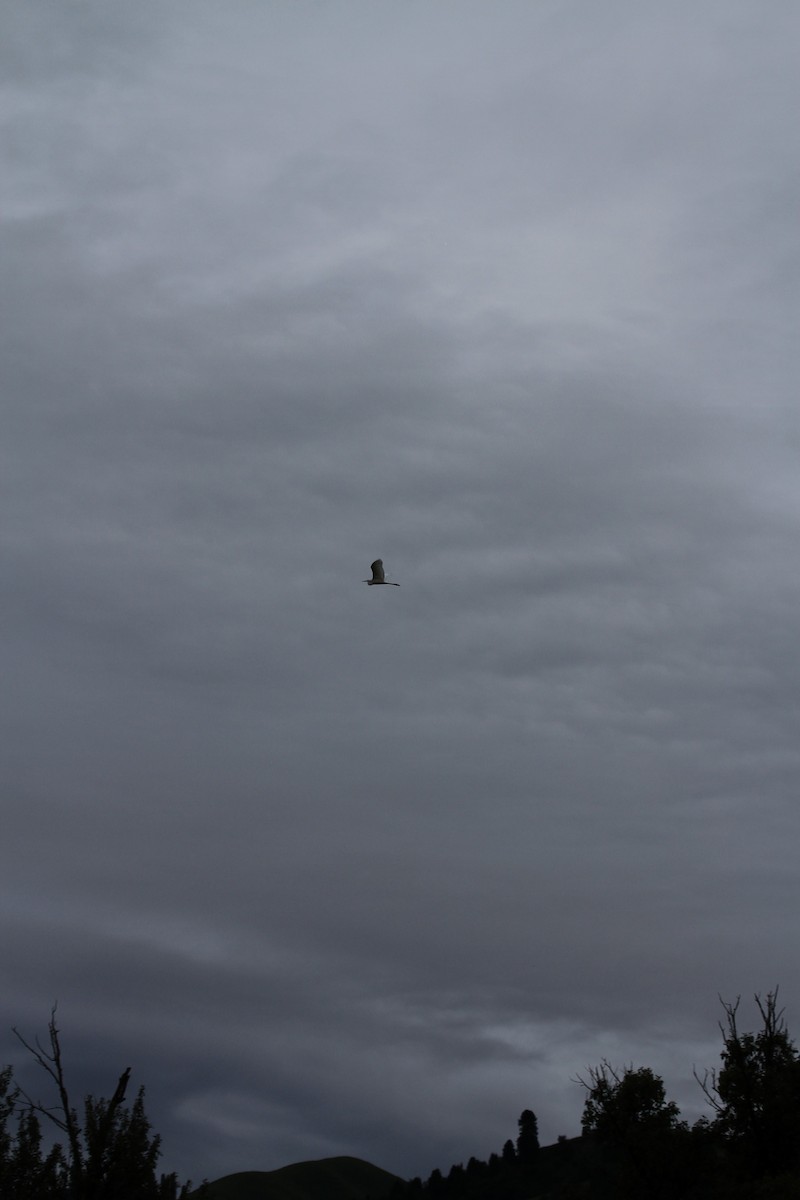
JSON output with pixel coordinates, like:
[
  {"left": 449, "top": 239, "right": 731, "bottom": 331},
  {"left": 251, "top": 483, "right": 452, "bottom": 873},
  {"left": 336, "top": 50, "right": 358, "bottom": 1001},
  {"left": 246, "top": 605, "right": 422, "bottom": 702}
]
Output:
[{"left": 2, "top": 0, "right": 799, "bottom": 1184}]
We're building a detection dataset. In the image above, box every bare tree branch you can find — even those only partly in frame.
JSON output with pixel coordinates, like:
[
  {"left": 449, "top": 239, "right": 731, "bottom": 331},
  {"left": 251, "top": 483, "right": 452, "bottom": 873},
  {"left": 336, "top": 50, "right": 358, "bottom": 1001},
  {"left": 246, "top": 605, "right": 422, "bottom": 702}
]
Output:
[{"left": 13, "top": 1005, "right": 83, "bottom": 1178}]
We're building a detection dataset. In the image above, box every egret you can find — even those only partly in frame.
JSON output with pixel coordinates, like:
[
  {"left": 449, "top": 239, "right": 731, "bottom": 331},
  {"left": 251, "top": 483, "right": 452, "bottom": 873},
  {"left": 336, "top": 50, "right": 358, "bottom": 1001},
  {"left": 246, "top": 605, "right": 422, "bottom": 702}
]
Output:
[{"left": 363, "top": 559, "right": 400, "bottom": 586}]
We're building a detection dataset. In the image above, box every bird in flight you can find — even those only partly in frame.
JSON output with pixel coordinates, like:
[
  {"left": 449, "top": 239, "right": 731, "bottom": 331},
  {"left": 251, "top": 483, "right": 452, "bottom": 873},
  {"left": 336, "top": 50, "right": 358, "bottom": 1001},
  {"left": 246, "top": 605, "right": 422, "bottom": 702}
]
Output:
[{"left": 364, "top": 559, "right": 400, "bottom": 586}]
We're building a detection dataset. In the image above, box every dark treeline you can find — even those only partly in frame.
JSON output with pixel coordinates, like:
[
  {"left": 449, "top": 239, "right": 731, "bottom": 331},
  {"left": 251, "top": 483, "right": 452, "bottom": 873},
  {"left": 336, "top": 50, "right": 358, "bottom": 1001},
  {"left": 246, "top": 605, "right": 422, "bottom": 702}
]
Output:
[
  {"left": 390, "top": 991, "right": 800, "bottom": 1200},
  {"left": 3, "top": 991, "right": 800, "bottom": 1198},
  {"left": 0, "top": 1010, "right": 207, "bottom": 1200}
]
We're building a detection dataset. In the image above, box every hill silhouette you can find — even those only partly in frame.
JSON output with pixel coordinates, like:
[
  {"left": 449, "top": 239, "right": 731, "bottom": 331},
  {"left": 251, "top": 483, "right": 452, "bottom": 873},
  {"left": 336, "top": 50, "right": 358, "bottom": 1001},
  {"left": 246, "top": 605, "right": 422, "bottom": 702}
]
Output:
[
  {"left": 195, "top": 991, "right": 800, "bottom": 1199},
  {"left": 205, "top": 1155, "right": 401, "bottom": 1200}
]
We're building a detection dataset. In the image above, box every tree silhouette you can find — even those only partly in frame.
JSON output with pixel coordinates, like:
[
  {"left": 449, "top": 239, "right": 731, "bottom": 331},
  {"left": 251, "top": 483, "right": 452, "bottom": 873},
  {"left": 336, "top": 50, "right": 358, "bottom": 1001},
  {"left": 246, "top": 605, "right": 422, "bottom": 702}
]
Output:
[
  {"left": 578, "top": 1062, "right": 685, "bottom": 1197},
  {"left": 579, "top": 1062, "right": 683, "bottom": 1142},
  {"left": 0, "top": 1064, "right": 68, "bottom": 1199},
  {"left": 9, "top": 1009, "right": 205, "bottom": 1199},
  {"left": 516, "top": 1108, "right": 540, "bottom": 1163},
  {"left": 696, "top": 990, "right": 800, "bottom": 1179}
]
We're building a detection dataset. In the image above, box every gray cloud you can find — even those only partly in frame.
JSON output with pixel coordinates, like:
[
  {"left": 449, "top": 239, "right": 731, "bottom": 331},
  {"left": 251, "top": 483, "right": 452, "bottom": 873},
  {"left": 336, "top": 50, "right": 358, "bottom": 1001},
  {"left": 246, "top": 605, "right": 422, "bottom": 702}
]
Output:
[{"left": 2, "top": 0, "right": 799, "bottom": 1185}]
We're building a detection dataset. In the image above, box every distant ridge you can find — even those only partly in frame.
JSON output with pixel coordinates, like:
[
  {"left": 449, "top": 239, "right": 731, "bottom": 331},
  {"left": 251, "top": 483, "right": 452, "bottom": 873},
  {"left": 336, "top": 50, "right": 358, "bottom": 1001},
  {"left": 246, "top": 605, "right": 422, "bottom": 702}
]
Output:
[{"left": 204, "top": 1154, "right": 401, "bottom": 1200}]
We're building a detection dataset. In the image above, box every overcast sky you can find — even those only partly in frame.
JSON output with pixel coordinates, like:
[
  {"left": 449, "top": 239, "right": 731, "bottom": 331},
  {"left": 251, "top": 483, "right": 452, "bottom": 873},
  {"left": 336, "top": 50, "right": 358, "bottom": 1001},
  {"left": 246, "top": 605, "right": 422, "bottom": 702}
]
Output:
[{"left": 2, "top": 0, "right": 800, "bottom": 1185}]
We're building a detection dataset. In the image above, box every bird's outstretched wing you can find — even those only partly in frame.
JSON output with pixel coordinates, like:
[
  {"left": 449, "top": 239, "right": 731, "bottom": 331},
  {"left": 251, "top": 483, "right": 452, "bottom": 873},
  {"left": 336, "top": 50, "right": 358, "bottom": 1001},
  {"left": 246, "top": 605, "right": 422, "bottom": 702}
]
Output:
[{"left": 370, "top": 559, "right": 385, "bottom": 583}]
